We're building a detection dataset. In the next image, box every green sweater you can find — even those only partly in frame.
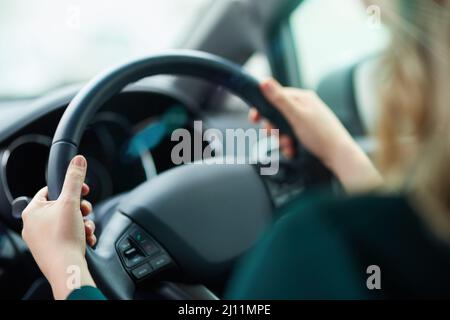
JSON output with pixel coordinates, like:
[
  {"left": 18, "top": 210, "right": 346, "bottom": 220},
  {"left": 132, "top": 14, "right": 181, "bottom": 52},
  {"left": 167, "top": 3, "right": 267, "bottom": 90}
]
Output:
[{"left": 67, "top": 194, "right": 450, "bottom": 300}]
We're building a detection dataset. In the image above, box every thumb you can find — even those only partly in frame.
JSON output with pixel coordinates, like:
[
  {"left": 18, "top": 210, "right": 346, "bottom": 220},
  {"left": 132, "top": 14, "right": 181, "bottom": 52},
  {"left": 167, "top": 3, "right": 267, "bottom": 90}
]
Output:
[
  {"left": 260, "top": 79, "right": 297, "bottom": 122},
  {"left": 59, "top": 155, "right": 87, "bottom": 203}
]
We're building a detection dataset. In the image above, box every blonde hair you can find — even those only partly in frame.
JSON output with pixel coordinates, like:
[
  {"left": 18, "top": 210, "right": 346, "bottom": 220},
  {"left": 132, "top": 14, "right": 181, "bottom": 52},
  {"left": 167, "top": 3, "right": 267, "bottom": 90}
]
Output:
[{"left": 376, "top": 0, "right": 450, "bottom": 239}]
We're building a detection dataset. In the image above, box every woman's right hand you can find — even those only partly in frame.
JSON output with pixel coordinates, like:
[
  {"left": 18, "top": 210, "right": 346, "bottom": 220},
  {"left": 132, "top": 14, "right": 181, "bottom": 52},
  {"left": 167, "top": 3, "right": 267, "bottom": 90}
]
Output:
[
  {"left": 21, "top": 155, "right": 97, "bottom": 300},
  {"left": 252, "top": 79, "right": 382, "bottom": 193}
]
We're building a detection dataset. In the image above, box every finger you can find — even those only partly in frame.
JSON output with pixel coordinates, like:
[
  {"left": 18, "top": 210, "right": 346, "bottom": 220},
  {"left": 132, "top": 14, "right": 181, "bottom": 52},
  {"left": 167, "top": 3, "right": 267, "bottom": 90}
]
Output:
[
  {"left": 22, "top": 187, "right": 48, "bottom": 218},
  {"left": 279, "top": 135, "right": 293, "bottom": 148},
  {"left": 25, "top": 187, "right": 49, "bottom": 212},
  {"left": 31, "top": 186, "right": 49, "bottom": 203},
  {"left": 84, "top": 224, "right": 93, "bottom": 237},
  {"left": 260, "top": 79, "right": 298, "bottom": 121},
  {"left": 80, "top": 200, "right": 93, "bottom": 217},
  {"left": 82, "top": 183, "right": 90, "bottom": 197},
  {"left": 262, "top": 120, "right": 279, "bottom": 136},
  {"left": 59, "top": 155, "right": 87, "bottom": 203},
  {"left": 279, "top": 135, "right": 295, "bottom": 159},
  {"left": 87, "top": 234, "right": 97, "bottom": 247},
  {"left": 282, "top": 146, "right": 296, "bottom": 159},
  {"left": 84, "top": 220, "right": 96, "bottom": 236},
  {"left": 248, "top": 108, "right": 261, "bottom": 123}
]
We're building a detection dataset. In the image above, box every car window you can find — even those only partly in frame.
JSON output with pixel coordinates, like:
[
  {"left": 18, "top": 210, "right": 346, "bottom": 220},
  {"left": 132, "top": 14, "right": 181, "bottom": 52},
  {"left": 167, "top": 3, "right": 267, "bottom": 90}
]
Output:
[
  {"left": 289, "top": 0, "right": 389, "bottom": 89},
  {"left": 0, "top": 0, "right": 211, "bottom": 99}
]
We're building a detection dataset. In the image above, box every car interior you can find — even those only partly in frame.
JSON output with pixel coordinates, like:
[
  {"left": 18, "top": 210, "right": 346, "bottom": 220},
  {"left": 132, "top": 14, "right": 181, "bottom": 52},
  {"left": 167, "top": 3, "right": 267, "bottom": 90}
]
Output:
[{"left": 0, "top": 0, "right": 386, "bottom": 299}]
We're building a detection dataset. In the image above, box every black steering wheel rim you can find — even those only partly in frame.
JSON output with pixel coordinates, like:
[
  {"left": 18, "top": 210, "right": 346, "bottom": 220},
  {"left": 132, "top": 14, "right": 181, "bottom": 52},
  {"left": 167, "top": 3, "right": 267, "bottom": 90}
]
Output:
[{"left": 47, "top": 50, "right": 296, "bottom": 201}]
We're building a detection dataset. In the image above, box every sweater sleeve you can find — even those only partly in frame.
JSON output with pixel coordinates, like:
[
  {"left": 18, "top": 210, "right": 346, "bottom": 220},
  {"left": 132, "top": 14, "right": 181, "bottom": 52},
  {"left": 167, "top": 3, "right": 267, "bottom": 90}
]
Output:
[{"left": 66, "top": 286, "right": 107, "bottom": 300}]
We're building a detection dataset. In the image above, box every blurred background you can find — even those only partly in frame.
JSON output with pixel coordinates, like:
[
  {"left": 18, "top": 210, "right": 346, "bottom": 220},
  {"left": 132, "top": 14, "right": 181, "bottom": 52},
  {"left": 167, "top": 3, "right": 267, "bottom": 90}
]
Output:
[
  {"left": 0, "top": 0, "right": 210, "bottom": 98},
  {"left": 0, "top": 0, "right": 388, "bottom": 99}
]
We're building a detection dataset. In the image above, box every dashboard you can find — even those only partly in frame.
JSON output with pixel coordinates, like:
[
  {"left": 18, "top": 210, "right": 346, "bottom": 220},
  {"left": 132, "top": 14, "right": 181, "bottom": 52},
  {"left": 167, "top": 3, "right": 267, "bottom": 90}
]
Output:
[{"left": 0, "top": 84, "right": 201, "bottom": 228}]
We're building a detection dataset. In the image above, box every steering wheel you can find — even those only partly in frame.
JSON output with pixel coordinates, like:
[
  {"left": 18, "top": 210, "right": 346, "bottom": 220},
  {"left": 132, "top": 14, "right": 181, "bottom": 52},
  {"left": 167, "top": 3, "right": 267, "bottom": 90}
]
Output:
[{"left": 46, "top": 50, "right": 329, "bottom": 299}]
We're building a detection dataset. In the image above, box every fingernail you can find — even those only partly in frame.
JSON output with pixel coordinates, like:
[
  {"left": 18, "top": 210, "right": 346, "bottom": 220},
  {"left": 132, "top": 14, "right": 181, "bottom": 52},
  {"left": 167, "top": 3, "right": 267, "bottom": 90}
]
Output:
[{"left": 72, "top": 156, "right": 86, "bottom": 168}]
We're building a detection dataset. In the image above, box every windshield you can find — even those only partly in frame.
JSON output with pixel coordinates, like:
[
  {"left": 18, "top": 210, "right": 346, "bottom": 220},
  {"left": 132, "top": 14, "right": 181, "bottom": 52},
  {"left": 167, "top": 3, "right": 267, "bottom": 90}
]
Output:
[{"left": 0, "top": 0, "right": 210, "bottom": 99}]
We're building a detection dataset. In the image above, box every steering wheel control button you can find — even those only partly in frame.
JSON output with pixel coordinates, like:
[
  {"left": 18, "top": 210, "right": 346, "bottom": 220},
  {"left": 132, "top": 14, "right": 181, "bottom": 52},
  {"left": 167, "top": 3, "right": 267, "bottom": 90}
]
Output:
[
  {"left": 117, "top": 224, "right": 175, "bottom": 280},
  {"left": 141, "top": 239, "right": 160, "bottom": 256},
  {"left": 129, "top": 228, "right": 142, "bottom": 241},
  {"left": 132, "top": 263, "right": 153, "bottom": 280},
  {"left": 124, "top": 247, "right": 138, "bottom": 258},
  {"left": 150, "top": 254, "right": 171, "bottom": 270},
  {"left": 129, "top": 227, "right": 160, "bottom": 255},
  {"left": 118, "top": 239, "right": 132, "bottom": 252},
  {"left": 125, "top": 253, "right": 146, "bottom": 268},
  {"left": 131, "top": 229, "right": 149, "bottom": 244}
]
